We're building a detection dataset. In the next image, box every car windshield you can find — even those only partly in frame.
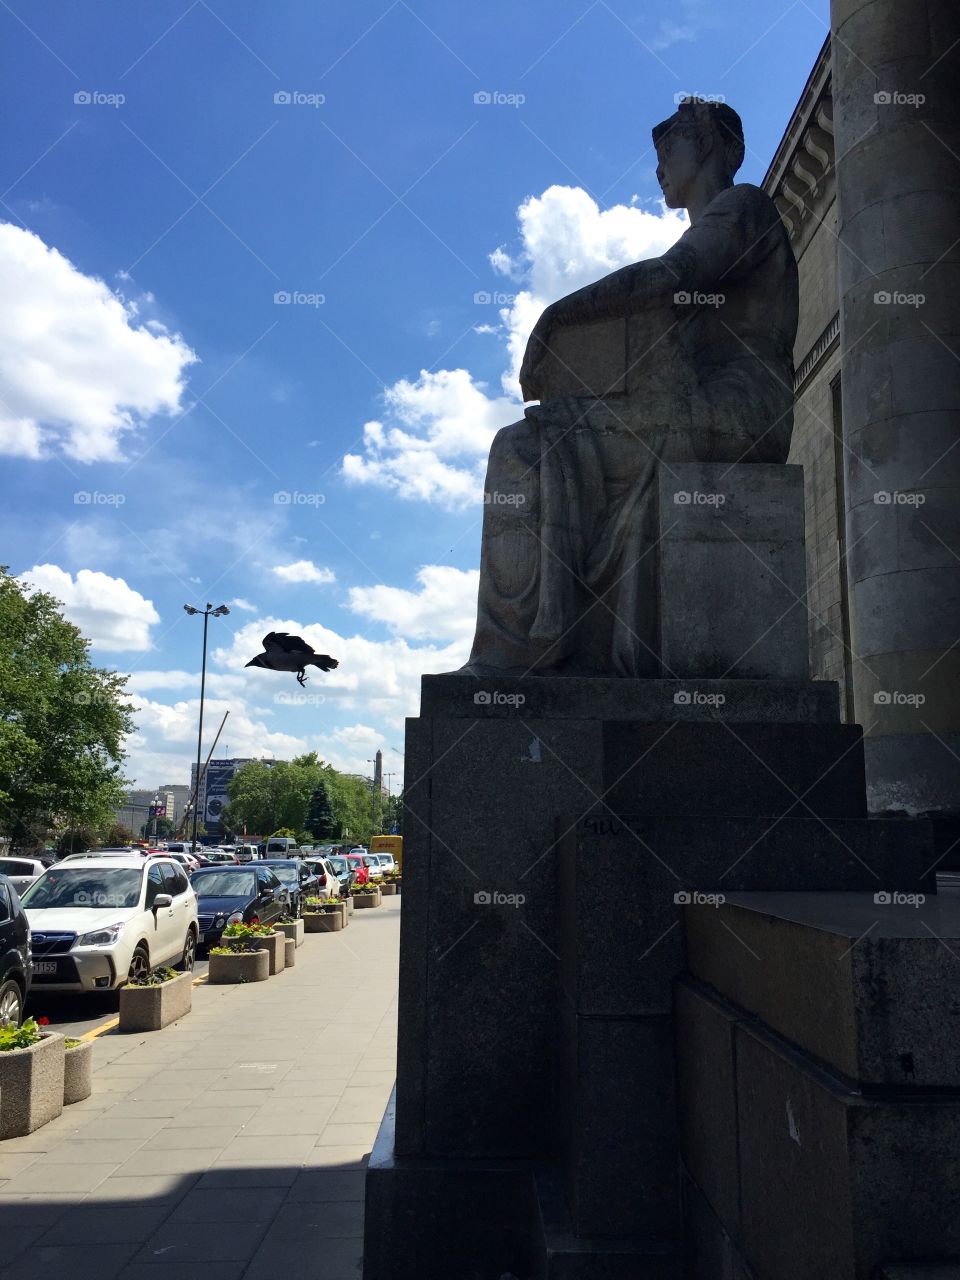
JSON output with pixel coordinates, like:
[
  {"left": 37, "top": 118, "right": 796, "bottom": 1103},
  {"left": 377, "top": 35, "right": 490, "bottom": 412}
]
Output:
[
  {"left": 267, "top": 865, "right": 298, "bottom": 885},
  {"left": 192, "top": 870, "right": 256, "bottom": 897},
  {"left": 363, "top": 857, "right": 379, "bottom": 867},
  {"left": 21, "top": 867, "right": 143, "bottom": 910},
  {"left": 329, "top": 858, "right": 348, "bottom": 873}
]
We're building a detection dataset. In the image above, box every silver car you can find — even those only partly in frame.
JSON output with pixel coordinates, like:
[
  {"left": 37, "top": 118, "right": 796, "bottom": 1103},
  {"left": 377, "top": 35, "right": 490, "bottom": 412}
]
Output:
[{"left": 0, "top": 857, "right": 46, "bottom": 897}]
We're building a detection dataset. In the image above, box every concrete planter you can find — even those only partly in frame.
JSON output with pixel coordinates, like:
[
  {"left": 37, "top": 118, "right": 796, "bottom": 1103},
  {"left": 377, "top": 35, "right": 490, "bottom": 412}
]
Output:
[
  {"left": 260, "top": 930, "right": 286, "bottom": 975},
  {"left": 284, "top": 937, "right": 296, "bottom": 968},
  {"left": 0, "top": 1032, "right": 65, "bottom": 1138},
  {"left": 119, "top": 970, "right": 193, "bottom": 1033},
  {"left": 381, "top": 882, "right": 398, "bottom": 896},
  {"left": 63, "top": 1039, "right": 93, "bottom": 1105},
  {"left": 353, "top": 889, "right": 382, "bottom": 909},
  {"left": 340, "top": 901, "right": 350, "bottom": 927},
  {"left": 208, "top": 947, "right": 270, "bottom": 984},
  {"left": 304, "top": 910, "right": 344, "bottom": 933},
  {"left": 276, "top": 919, "right": 305, "bottom": 948}
]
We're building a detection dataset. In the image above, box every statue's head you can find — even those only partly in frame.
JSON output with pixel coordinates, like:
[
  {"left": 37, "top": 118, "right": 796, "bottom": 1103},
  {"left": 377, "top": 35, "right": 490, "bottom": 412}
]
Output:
[{"left": 652, "top": 99, "right": 745, "bottom": 209}]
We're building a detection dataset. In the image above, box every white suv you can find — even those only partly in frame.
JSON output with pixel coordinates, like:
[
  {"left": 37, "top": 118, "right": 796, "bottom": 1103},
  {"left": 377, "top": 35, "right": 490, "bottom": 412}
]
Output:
[{"left": 20, "top": 856, "right": 198, "bottom": 992}]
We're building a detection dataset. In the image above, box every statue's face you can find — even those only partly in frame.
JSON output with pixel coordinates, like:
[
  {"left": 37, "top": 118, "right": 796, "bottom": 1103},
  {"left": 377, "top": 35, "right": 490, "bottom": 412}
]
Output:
[{"left": 655, "top": 129, "right": 701, "bottom": 209}]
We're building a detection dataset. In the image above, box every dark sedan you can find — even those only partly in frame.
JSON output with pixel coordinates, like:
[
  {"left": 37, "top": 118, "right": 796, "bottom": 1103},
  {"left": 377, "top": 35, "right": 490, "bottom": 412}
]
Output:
[
  {"left": 190, "top": 865, "right": 288, "bottom": 949},
  {"left": 257, "top": 860, "right": 320, "bottom": 917},
  {"left": 0, "top": 875, "right": 31, "bottom": 1026}
]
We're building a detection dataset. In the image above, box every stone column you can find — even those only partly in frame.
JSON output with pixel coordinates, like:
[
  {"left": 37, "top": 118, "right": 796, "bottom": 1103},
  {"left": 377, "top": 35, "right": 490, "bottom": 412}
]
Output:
[{"left": 831, "top": 0, "right": 960, "bottom": 813}]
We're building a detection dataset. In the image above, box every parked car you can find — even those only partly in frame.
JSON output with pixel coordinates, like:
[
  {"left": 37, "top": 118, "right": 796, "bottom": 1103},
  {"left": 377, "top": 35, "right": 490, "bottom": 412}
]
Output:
[
  {"left": 371, "top": 853, "right": 396, "bottom": 876},
  {"left": 0, "top": 857, "right": 46, "bottom": 897},
  {"left": 20, "top": 856, "right": 199, "bottom": 991},
  {"left": 344, "top": 854, "right": 369, "bottom": 886},
  {"left": 361, "top": 855, "right": 385, "bottom": 883},
  {"left": 265, "top": 837, "right": 299, "bottom": 856},
  {"left": 190, "top": 864, "right": 289, "bottom": 948},
  {"left": 164, "top": 851, "right": 203, "bottom": 873},
  {"left": 165, "top": 842, "right": 202, "bottom": 856},
  {"left": 234, "top": 844, "right": 260, "bottom": 863},
  {"left": 0, "top": 875, "right": 31, "bottom": 1026},
  {"left": 257, "top": 859, "right": 321, "bottom": 916},
  {"left": 302, "top": 857, "right": 344, "bottom": 897},
  {"left": 203, "top": 851, "right": 240, "bottom": 865},
  {"left": 322, "top": 856, "right": 356, "bottom": 896}
]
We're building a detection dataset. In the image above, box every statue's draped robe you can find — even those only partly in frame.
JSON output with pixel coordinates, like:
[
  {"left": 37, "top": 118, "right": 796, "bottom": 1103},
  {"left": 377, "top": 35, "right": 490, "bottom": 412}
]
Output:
[{"left": 465, "top": 183, "right": 799, "bottom": 677}]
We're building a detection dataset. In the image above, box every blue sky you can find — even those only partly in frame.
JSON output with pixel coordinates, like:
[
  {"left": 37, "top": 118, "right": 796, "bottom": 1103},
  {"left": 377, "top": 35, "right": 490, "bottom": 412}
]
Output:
[{"left": 0, "top": 0, "right": 830, "bottom": 788}]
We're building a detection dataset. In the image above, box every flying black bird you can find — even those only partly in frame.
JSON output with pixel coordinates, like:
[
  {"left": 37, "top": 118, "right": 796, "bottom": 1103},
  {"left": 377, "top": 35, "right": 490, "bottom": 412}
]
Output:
[{"left": 245, "top": 632, "right": 339, "bottom": 686}]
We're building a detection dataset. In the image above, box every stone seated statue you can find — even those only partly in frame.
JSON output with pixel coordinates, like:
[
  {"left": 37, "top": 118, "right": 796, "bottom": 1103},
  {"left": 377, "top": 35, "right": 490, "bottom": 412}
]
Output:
[{"left": 463, "top": 99, "right": 799, "bottom": 679}]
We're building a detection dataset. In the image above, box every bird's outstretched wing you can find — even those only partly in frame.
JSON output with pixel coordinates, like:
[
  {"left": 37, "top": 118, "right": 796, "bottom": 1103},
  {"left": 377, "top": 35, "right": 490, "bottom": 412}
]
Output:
[
  {"left": 263, "top": 631, "right": 316, "bottom": 656},
  {"left": 313, "top": 655, "right": 339, "bottom": 671}
]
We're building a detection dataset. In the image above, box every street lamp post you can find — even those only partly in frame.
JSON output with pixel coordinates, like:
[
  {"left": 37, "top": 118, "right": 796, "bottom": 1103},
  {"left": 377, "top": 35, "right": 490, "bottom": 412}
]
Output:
[{"left": 183, "top": 602, "right": 230, "bottom": 851}]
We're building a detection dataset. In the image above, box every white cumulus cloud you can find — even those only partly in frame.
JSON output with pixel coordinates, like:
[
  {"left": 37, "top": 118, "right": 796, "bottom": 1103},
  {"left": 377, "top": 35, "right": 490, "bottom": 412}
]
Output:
[
  {"left": 341, "top": 186, "right": 687, "bottom": 507},
  {"left": 349, "top": 565, "right": 478, "bottom": 644},
  {"left": 20, "top": 564, "right": 160, "bottom": 651},
  {"left": 272, "top": 561, "right": 336, "bottom": 585},
  {"left": 0, "top": 223, "right": 196, "bottom": 462}
]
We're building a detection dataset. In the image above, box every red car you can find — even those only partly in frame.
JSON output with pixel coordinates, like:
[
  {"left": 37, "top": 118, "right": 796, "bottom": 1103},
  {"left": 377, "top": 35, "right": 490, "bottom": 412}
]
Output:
[{"left": 344, "top": 855, "right": 369, "bottom": 885}]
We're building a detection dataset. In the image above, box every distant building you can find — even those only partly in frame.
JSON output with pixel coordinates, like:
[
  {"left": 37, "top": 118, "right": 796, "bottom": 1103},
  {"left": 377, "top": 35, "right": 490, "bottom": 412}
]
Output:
[
  {"left": 190, "top": 757, "right": 275, "bottom": 837},
  {"left": 159, "top": 784, "right": 190, "bottom": 829}
]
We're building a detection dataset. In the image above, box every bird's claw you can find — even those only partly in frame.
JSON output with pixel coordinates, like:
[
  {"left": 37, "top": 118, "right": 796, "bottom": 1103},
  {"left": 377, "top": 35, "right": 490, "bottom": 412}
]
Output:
[{"left": 297, "top": 670, "right": 308, "bottom": 687}]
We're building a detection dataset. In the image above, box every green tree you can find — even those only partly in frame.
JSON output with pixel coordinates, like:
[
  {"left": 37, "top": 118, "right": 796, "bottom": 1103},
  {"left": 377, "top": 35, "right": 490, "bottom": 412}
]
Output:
[
  {"left": 58, "top": 826, "right": 97, "bottom": 856},
  {"left": 102, "top": 822, "right": 136, "bottom": 846},
  {"left": 140, "top": 815, "right": 174, "bottom": 839},
  {"left": 0, "top": 567, "right": 134, "bottom": 850},
  {"left": 305, "top": 778, "right": 337, "bottom": 841}
]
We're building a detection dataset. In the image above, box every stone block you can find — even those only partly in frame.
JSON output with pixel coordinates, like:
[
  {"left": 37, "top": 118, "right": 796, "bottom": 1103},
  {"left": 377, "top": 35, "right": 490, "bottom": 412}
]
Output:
[
  {"left": 283, "top": 937, "right": 296, "bottom": 968},
  {"left": 118, "top": 971, "right": 193, "bottom": 1032},
  {"left": 602, "top": 721, "right": 866, "bottom": 818},
  {"left": 63, "top": 1039, "right": 93, "bottom": 1105},
  {"left": 260, "top": 930, "right": 285, "bottom": 975},
  {"left": 657, "top": 464, "right": 809, "bottom": 680},
  {"left": 420, "top": 672, "right": 840, "bottom": 723},
  {"left": 275, "top": 918, "right": 304, "bottom": 947},
  {"left": 681, "top": 1169, "right": 742, "bottom": 1280},
  {"left": 674, "top": 981, "right": 740, "bottom": 1237},
  {"left": 684, "top": 892, "right": 960, "bottom": 1086},
  {"left": 735, "top": 1018, "right": 960, "bottom": 1280},
  {"left": 560, "top": 1004, "right": 679, "bottom": 1237},
  {"left": 0, "top": 1032, "right": 65, "bottom": 1138}
]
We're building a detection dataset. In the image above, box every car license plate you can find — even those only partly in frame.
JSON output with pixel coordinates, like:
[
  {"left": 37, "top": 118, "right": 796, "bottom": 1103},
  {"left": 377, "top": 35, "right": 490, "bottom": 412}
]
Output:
[{"left": 34, "top": 961, "right": 57, "bottom": 975}]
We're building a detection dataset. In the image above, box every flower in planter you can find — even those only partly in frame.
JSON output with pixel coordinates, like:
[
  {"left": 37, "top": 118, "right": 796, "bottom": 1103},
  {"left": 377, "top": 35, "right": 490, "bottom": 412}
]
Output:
[
  {"left": 219, "top": 922, "right": 274, "bottom": 952},
  {"left": 350, "top": 883, "right": 379, "bottom": 895},
  {"left": 64, "top": 1038, "right": 82, "bottom": 1049},
  {"left": 125, "top": 966, "right": 179, "bottom": 988},
  {"left": 303, "top": 895, "right": 342, "bottom": 913},
  {"left": 0, "top": 1017, "right": 46, "bottom": 1051}
]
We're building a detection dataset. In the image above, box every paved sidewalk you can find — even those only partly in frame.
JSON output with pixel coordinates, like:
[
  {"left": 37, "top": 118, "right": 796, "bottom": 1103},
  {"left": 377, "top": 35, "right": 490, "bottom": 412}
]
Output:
[{"left": 0, "top": 898, "right": 401, "bottom": 1280}]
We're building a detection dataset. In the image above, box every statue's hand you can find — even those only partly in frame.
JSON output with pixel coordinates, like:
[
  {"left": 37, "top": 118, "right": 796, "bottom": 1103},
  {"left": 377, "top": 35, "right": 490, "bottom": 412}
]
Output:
[{"left": 519, "top": 302, "right": 558, "bottom": 401}]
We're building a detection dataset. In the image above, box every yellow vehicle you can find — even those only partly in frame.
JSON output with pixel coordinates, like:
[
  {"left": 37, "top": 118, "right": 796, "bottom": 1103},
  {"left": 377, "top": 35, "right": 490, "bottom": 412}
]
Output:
[{"left": 370, "top": 834, "right": 403, "bottom": 872}]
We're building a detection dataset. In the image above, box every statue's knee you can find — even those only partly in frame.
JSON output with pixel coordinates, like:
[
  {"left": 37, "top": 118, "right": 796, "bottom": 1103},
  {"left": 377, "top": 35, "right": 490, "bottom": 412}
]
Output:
[{"left": 488, "top": 418, "right": 536, "bottom": 472}]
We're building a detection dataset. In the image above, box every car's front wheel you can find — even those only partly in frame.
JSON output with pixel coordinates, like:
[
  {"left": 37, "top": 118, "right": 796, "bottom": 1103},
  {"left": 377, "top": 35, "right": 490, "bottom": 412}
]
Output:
[
  {"left": 0, "top": 979, "right": 23, "bottom": 1027},
  {"left": 177, "top": 929, "right": 197, "bottom": 973},
  {"left": 127, "top": 944, "right": 150, "bottom": 984}
]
